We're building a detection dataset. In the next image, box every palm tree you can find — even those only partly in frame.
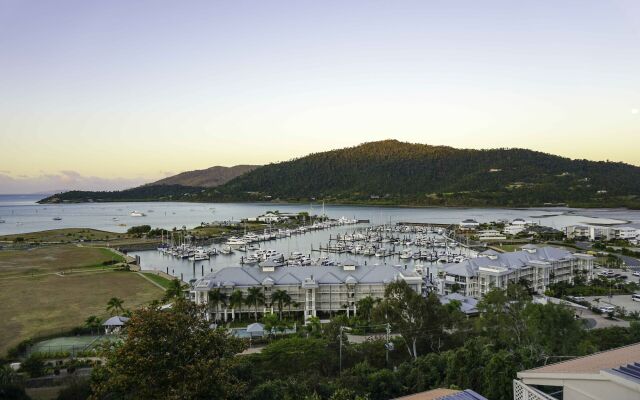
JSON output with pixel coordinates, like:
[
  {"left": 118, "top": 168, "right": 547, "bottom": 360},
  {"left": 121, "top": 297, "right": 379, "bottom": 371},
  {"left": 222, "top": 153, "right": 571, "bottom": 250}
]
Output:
[
  {"left": 229, "top": 290, "right": 244, "bottom": 321},
  {"left": 85, "top": 315, "right": 101, "bottom": 335},
  {"left": 106, "top": 297, "right": 125, "bottom": 316},
  {"left": 163, "top": 279, "right": 185, "bottom": 301},
  {"left": 245, "top": 287, "right": 265, "bottom": 321},
  {"left": 208, "top": 289, "right": 228, "bottom": 322},
  {"left": 271, "top": 290, "right": 291, "bottom": 320}
]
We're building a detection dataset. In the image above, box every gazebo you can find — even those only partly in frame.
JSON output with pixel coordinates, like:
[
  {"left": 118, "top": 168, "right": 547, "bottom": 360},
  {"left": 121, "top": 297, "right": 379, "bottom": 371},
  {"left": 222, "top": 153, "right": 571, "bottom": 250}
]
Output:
[
  {"left": 245, "top": 322, "right": 265, "bottom": 338},
  {"left": 103, "top": 316, "right": 130, "bottom": 334}
]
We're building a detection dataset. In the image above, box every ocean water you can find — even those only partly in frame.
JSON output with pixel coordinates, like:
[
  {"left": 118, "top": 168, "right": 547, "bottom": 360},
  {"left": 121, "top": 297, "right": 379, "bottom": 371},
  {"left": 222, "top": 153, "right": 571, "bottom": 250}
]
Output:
[
  {"left": 0, "top": 194, "right": 638, "bottom": 236},
  {"left": 3, "top": 194, "right": 640, "bottom": 280}
]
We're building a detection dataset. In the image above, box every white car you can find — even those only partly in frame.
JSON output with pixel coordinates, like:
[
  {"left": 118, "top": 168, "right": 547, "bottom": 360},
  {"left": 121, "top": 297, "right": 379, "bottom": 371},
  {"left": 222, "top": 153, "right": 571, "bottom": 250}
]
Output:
[
  {"left": 571, "top": 296, "right": 586, "bottom": 302},
  {"left": 599, "top": 306, "right": 615, "bottom": 314},
  {"left": 633, "top": 271, "right": 640, "bottom": 277}
]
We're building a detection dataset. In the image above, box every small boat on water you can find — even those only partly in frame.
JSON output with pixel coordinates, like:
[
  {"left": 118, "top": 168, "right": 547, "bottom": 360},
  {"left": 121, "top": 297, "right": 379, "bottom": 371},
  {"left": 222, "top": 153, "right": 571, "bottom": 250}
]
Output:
[
  {"left": 220, "top": 245, "right": 234, "bottom": 255},
  {"left": 226, "top": 237, "right": 247, "bottom": 246},
  {"left": 242, "top": 255, "right": 259, "bottom": 265},
  {"left": 130, "top": 211, "right": 146, "bottom": 217},
  {"left": 0, "top": 219, "right": 5, "bottom": 223},
  {"left": 53, "top": 217, "right": 62, "bottom": 221}
]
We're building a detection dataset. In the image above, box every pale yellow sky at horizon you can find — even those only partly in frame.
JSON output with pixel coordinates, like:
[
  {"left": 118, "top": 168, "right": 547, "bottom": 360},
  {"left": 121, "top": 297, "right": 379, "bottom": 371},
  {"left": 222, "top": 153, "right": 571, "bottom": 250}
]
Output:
[{"left": 2, "top": 0, "right": 640, "bottom": 193}]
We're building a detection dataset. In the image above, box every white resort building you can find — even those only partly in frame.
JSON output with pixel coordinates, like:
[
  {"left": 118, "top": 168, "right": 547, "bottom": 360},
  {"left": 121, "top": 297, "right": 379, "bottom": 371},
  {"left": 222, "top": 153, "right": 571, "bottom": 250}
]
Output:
[
  {"left": 436, "top": 245, "right": 594, "bottom": 298},
  {"left": 190, "top": 261, "right": 423, "bottom": 322}
]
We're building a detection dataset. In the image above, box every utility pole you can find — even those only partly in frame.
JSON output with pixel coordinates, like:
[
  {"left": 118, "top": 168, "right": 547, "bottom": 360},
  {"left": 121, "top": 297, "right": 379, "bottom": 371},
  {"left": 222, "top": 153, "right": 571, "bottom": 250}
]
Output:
[
  {"left": 339, "top": 325, "right": 351, "bottom": 374},
  {"left": 385, "top": 322, "right": 391, "bottom": 366}
]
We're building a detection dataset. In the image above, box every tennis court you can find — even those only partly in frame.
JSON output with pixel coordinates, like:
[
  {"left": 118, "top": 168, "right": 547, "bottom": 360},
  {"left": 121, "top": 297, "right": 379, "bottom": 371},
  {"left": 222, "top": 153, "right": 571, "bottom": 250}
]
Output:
[{"left": 29, "top": 335, "right": 119, "bottom": 356}]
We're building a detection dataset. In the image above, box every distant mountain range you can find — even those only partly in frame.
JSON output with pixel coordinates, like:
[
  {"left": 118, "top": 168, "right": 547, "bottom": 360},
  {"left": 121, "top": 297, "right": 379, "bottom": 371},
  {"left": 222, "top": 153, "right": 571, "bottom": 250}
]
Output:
[{"left": 39, "top": 140, "right": 640, "bottom": 208}]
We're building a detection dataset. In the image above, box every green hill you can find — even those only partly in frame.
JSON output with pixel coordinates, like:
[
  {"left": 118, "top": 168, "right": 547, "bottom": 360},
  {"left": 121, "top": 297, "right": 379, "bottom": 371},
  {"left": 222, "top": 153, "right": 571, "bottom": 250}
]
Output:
[{"left": 40, "top": 140, "right": 640, "bottom": 208}]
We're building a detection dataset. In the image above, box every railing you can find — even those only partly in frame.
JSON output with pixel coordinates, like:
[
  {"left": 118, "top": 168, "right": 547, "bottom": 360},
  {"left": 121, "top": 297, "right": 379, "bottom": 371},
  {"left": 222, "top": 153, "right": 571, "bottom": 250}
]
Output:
[{"left": 513, "top": 380, "right": 558, "bottom": 400}]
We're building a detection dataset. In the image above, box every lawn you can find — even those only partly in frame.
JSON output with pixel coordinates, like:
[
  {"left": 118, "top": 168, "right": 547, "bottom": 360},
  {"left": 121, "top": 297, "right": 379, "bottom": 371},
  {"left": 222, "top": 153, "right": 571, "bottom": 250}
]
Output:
[
  {"left": 0, "top": 228, "right": 129, "bottom": 243},
  {"left": 0, "top": 245, "right": 124, "bottom": 278},
  {"left": 0, "top": 270, "right": 163, "bottom": 355},
  {"left": 141, "top": 271, "right": 175, "bottom": 289}
]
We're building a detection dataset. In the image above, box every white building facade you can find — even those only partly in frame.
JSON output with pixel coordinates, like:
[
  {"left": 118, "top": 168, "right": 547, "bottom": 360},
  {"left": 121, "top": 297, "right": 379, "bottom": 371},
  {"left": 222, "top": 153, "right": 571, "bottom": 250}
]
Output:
[
  {"left": 437, "top": 246, "right": 594, "bottom": 298},
  {"left": 191, "top": 262, "right": 423, "bottom": 322}
]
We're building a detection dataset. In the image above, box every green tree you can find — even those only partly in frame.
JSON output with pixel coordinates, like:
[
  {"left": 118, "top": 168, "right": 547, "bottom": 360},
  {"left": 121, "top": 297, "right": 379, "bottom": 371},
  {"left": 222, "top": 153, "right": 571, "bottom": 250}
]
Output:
[
  {"left": 374, "top": 281, "right": 447, "bottom": 359},
  {"left": 356, "top": 296, "right": 375, "bottom": 322},
  {"left": 0, "top": 365, "right": 29, "bottom": 399},
  {"left": 271, "top": 289, "right": 291, "bottom": 320},
  {"left": 229, "top": 290, "right": 244, "bottom": 321},
  {"left": 245, "top": 287, "right": 265, "bottom": 321},
  {"left": 90, "top": 299, "right": 247, "bottom": 399},
  {"left": 106, "top": 297, "right": 125, "bottom": 316},
  {"left": 85, "top": 315, "right": 102, "bottom": 335},
  {"left": 20, "top": 356, "right": 45, "bottom": 378},
  {"left": 208, "top": 289, "right": 228, "bottom": 322},
  {"left": 163, "top": 279, "right": 186, "bottom": 301}
]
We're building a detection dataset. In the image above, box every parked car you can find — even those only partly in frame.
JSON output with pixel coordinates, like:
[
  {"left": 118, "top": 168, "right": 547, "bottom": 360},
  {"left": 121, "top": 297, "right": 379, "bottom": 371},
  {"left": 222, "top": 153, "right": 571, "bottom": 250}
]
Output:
[
  {"left": 632, "top": 271, "right": 640, "bottom": 277},
  {"left": 599, "top": 306, "right": 615, "bottom": 314}
]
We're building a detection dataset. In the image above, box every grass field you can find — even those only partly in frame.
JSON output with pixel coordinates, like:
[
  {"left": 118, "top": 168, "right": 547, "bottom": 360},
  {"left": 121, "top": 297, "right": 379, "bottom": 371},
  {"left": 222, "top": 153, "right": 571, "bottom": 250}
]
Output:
[
  {"left": 0, "top": 228, "right": 128, "bottom": 243},
  {"left": 0, "top": 245, "right": 125, "bottom": 278},
  {"left": 0, "top": 270, "right": 163, "bottom": 355},
  {"left": 0, "top": 243, "right": 164, "bottom": 356},
  {"left": 141, "top": 272, "right": 174, "bottom": 289}
]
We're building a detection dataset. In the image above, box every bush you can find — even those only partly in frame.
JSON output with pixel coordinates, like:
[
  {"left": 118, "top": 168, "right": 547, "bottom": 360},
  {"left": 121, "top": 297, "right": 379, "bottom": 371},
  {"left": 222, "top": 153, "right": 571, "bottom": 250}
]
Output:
[
  {"left": 7, "top": 339, "right": 34, "bottom": 359},
  {"left": 20, "top": 356, "right": 46, "bottom": 378},
  {"left": 127, "top": 225, "right": 152, "bottom": 235}
]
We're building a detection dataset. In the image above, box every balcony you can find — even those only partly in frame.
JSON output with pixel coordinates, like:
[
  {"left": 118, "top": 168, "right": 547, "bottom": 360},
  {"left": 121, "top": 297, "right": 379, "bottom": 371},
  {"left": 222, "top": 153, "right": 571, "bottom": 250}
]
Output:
[{"left": 513, "top": 380, "right": 557, "bottom": 400}]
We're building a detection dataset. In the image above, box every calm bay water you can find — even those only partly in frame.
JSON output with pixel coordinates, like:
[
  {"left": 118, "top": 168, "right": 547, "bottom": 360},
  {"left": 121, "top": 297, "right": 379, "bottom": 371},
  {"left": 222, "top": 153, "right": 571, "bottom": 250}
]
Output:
[
  {"left": 3, "top": 194, "right": 640, "bottom": 280},
  {"left": 1, "top": 194, "right": 638, "bottom": 236}
]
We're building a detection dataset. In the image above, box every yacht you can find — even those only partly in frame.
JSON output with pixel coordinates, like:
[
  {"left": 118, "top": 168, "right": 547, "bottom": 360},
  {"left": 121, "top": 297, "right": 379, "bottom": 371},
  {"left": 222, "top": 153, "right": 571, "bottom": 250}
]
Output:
[
  {"left": 242, "top": 255, "right": 260, "bottom": 265},
  {"left": 399, "top": 249, "right": 413, "bottom": 260},
  {"left": 130, "top": 211, "right": 146, "bottom": 217},
  {"left": 220, "top": 245, "right": 234, "bottom": 255},
  {"left": 226, "top": 237, "right": 247, "bottom": 246},
  {"left": 189, "top": 251, "right": 210, "bottom": 261}
]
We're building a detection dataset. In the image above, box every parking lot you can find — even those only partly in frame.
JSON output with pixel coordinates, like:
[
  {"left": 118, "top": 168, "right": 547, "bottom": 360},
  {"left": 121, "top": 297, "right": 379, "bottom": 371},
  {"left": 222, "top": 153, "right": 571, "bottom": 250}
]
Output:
[{"left": 583, "top": 294, "right": 640, "bottom": 313}]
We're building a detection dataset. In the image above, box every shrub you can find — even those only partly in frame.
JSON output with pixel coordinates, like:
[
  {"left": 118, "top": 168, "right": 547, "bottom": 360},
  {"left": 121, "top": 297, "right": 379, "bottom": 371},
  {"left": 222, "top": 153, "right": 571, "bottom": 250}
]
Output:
[{"left": 20, "top": 356, "right": 46, "bottom": 378}]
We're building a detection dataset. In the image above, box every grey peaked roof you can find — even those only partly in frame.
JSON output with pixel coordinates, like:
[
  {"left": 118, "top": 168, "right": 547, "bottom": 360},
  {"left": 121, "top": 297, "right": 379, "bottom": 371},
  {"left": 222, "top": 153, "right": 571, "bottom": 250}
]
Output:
[
  {"left": 193, "top": 264, "right": 420, "bottom": 290},
  {"left": 103, "top": 316, "right": 129, "bottom": 326},
  {"left": 443, "top": 246, "right": 582, "bottom": 278},
  {"left": 440, "top": 293, "right": 479, "bottom": 315}
]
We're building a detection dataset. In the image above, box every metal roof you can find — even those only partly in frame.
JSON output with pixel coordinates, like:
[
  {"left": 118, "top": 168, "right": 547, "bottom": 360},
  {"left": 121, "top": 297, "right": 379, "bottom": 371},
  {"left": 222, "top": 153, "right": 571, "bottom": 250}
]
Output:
[
  {"left": 103, "top": 316, "right": 129, "bottom": 326},
  {"left": 192, "top": 264, "right": 420, "bottom": 290},
  {"left": 443, "top": 246, "right": 580, "bottom": 278}
]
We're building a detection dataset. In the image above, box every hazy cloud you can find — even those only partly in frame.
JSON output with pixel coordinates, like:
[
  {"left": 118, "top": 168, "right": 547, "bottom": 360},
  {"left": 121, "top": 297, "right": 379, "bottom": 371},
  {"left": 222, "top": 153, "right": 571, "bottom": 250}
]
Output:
[{"left": 0, "top": 171, "right": 150, "bottom": 194}]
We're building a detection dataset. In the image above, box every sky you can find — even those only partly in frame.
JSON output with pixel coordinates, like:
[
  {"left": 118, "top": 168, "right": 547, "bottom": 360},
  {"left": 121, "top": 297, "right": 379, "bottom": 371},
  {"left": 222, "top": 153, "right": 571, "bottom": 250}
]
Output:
[{"left": 1, "top": 0, "right": 639, "bottom": 193}]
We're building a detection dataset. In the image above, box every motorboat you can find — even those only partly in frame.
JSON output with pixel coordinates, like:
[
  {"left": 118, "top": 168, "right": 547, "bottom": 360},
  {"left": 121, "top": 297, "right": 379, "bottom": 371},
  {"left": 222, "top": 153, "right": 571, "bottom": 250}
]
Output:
[
  {"left": 226, "top": 237, "right": 247, "bottom": 246},
  {"left": 242, "top": 255, "right": 260, "bottom": 265},
  {"left": 220, "top": 245, "right": 234, "bottom": 255},
  {"left": 189, "top": 251, "right": 210, "bottom": 261},
  {"left": 130, "top": 211, "right": 146, "bottom": 217},
  {"left": 53, "top": 217, "right": 62, "bottom": 221}
]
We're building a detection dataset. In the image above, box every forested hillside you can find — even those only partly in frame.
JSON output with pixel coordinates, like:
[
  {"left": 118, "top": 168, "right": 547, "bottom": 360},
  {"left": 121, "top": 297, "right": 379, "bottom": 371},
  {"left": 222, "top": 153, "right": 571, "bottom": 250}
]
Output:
[
  {"left": 149, "top": 165, "right": 258, "bottom": 188},
  {"left": 40, "top": 140, "right": 640, "bottom": 207},
  {"left": 212, "top": 140, "right": 640, "bottom": 207}
]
